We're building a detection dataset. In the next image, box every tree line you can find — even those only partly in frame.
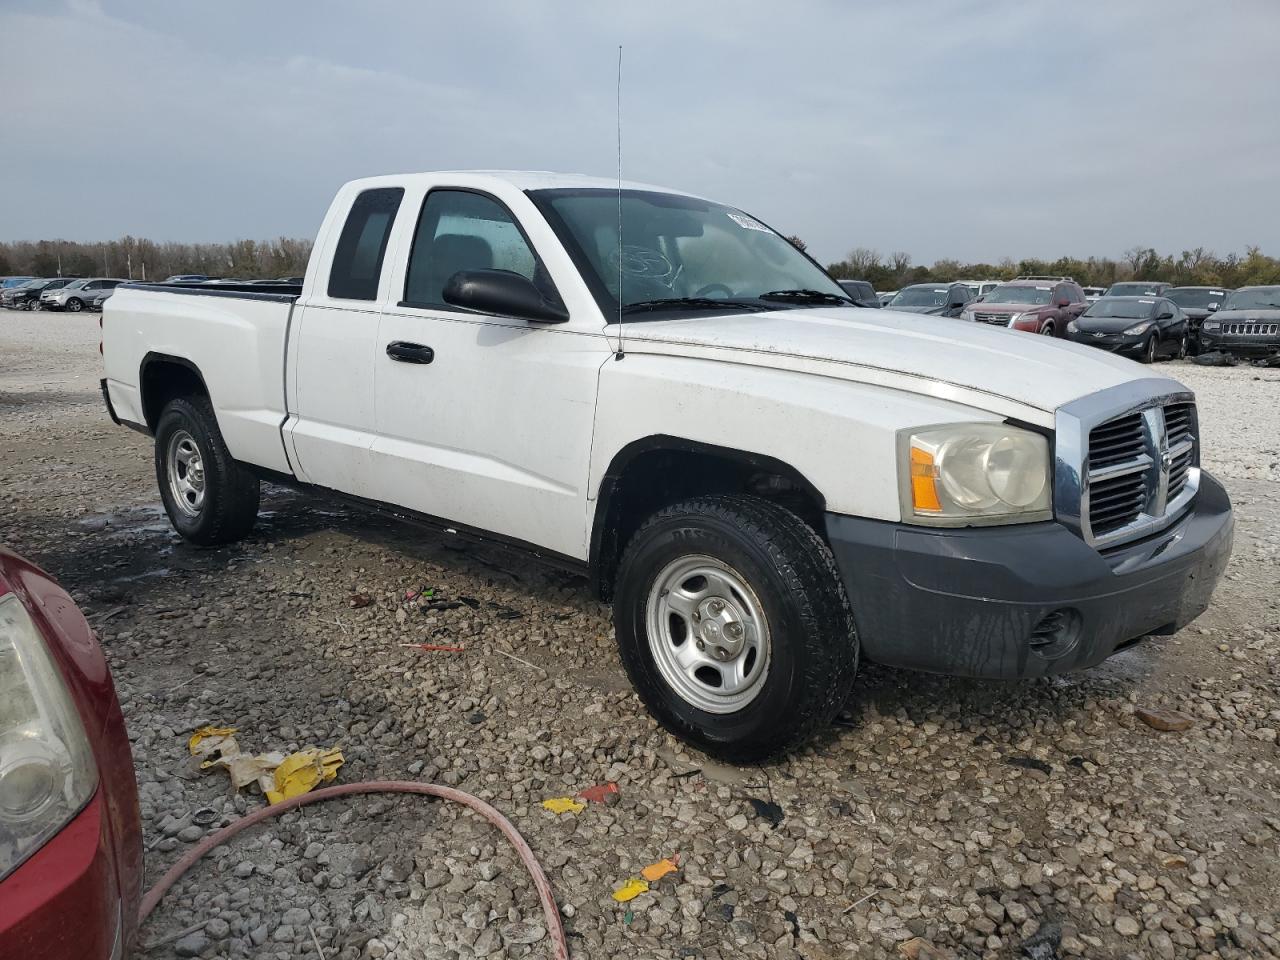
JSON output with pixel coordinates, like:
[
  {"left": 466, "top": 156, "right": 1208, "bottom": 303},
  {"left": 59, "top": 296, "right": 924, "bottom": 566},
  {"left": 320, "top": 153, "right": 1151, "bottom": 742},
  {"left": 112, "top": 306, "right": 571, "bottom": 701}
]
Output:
[
  {"left": 823, "top": 245, "right": 1280, "bottom": 291},
  {"left": 0, "top": 237, "right": 313, "bottom": 281}
]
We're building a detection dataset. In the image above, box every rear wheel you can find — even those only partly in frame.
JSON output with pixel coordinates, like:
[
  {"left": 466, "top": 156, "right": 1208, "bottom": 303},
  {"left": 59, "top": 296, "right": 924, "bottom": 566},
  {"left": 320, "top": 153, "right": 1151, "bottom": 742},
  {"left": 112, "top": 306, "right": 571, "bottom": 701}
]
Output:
[
  {"left": 154, "top": 394, "right": 259, "bottom": 545},
  {"left": 65, "top": 297, "right": 83, "bottom": 313},
  {"left": 613, "top": 495, "right": 859, "bottom": 761}
]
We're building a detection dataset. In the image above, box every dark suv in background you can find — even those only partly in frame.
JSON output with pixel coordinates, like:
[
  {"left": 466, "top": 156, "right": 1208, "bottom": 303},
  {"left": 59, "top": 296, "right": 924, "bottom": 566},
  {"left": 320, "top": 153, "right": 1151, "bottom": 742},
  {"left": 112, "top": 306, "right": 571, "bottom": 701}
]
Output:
[
  {"left": 1200, "top": 285, "right": 1280, "bottom": 358},
  {"left": 2, "top": 278, "right": 75, "bottom": 310},
  {"left": 960, "top": 276, "right": 1088, "bottom": 336},
  {"left": 1167, "top": 286, "right": 1232, "bottom": 354},
  {"left": 836, "top": 279, "right": 881, "bottom": 308},
  {"left": 1104, "top": 280, "right": 1172, "bottom": 298}
]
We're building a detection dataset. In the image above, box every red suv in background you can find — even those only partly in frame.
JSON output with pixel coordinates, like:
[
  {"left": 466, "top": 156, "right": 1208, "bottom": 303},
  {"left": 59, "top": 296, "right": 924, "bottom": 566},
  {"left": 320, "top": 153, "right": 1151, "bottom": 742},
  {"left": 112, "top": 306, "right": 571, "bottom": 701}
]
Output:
[
  {"left": 0, "top": 548, "right": 143, "bottom": 960},
  {"left": 961, "top": 276, "right": 1089, "bottom": 337}
]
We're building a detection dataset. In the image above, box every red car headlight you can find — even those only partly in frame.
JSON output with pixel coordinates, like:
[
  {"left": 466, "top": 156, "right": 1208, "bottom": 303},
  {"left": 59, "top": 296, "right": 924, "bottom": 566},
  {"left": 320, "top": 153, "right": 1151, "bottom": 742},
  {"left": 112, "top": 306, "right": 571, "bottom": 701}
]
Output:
[{"left": 0, "top": 595, "right": 98, "bottom": 881}]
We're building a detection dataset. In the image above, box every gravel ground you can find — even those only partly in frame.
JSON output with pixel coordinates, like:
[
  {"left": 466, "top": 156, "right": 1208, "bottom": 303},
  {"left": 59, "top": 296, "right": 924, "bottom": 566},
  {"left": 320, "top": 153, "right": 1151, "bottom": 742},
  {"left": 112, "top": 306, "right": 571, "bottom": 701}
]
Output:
[{"left": 2, "top": 312, "right": 1279, "bottom": 960}]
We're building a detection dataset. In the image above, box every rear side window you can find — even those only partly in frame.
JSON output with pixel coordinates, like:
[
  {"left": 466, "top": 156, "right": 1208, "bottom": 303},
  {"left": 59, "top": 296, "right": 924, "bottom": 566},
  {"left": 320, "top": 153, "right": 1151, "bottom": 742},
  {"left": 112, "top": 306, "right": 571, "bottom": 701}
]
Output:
[
  {"left": 328, "top": 187, "right": 404, "bottom": 300},
  {"left": 404, "top": 189, "right": 550, "bottom": 308}
]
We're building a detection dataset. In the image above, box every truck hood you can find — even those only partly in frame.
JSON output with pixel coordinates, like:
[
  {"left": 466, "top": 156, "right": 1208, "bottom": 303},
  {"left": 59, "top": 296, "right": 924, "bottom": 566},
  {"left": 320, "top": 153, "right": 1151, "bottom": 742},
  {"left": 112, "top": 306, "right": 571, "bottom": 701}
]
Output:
[
  {"left": 619, "top": 307, "right": 1180, "bottom": 418},
  {"left": 887, "top": 303, "right": 945, "bottom": 315}
]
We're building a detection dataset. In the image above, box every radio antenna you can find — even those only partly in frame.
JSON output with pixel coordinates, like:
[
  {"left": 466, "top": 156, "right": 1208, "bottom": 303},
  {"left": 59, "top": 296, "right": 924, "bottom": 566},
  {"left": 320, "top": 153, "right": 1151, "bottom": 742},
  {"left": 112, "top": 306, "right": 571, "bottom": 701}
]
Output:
[{"left": 614, "top": 44, "right": 625, "bottom": 361}]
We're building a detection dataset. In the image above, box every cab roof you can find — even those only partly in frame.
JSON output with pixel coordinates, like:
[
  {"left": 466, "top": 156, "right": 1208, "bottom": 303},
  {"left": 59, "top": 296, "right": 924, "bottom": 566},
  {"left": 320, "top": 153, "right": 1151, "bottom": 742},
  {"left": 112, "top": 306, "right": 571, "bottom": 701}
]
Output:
[{"left": 341, "top": 169, "right": 704, "bottom": 199}]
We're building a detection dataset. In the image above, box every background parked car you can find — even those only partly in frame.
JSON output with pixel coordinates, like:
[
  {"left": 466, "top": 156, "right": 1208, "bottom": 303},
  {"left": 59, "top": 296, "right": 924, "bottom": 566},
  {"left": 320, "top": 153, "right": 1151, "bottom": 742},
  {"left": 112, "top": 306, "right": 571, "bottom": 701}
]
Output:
[
  {"left": 1066, "top": 295, "right": 1187, "bottom": 363},
  {"left": 1104, "top": 280, "right": 1172, "bottom": 297},
  {"left": 4, "top": 278, "right": 75, "bottom": 310},
  {"left": 1199, "top": 285, "right": 1280, "bottom": 359},
  {"left": 884, "top": 282, "right": 974, "bottom": 317},
  {"left": 836, "top": 279, "right": 881, "bottom": 307},
  {"left": 959, "top": 278, "right": 1088, "bottom": 336},
  {"left": 162, "top": 274, "right": 209, "bottom": 283},
  {"left": 1082, "top": 285, "right": 1106, "bottom": 302},
  {"left": 44, "top": 278, "right": 124, "bottom": 312},
  {"left": 0, "top": 547, "right": 142, "bottom": 959},
  {"left": 876, "top": 290, "right": 897, "bottom": 307},
  {"left": 1, "top": 276, "right": 36, "bottom": 292},
  {"left": 87, "top": 288, "right": 118, "bottom": 311},
  {"left": 959, "top": 279, "right": 1001, "bottom": 299},
  {"left": 1167, "top": 286, "right": 1232, "bottom": 354}
]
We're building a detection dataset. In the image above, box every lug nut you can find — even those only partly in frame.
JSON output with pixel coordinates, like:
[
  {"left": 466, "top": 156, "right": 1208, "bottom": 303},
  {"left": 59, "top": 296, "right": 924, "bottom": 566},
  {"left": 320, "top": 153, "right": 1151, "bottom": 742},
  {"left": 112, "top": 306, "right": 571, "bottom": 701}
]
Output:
[
  {"left": 727, "top": 622, "right": 743, "bottom": 638},
  {"left": 696, "top": 639, "right": 705, "bottom": 651},
  {"left": 709, "top": 599, "right": 724, "bottom": 614},
  {"left": 713, "top": 647, "right": 727, "bottom": 660}
]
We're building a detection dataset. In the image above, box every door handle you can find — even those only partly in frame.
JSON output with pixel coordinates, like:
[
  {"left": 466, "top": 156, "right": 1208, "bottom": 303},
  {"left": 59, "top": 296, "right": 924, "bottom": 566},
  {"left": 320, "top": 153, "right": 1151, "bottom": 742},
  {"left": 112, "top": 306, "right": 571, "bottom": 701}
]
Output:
[{"left": 386, "top": 341, "right": 435, "bottom": 364}]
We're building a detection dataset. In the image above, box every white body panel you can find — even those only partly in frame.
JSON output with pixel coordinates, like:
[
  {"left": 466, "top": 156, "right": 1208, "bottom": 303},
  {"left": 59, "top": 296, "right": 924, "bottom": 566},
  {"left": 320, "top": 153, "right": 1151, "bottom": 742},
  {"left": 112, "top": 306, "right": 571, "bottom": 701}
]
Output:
[
  {"left": 102, "top": 287, "right": 295, "bottom": 473},
  {"left": 101, "top": 169, "right": 1191, "bottom": 562}
]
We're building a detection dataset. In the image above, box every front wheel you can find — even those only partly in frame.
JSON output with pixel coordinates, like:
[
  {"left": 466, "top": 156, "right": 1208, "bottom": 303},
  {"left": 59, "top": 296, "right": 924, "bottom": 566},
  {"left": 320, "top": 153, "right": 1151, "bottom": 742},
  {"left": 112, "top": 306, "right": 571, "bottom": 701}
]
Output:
[
  {"left": 65, "top": 297, "right": 83, "bottom": 312},
  {"left": 1140, "top": 333, "right": 1158, "bottom": 364},
  {"left": 154, "top": 395, "right": 260, "bottom": 545},
  {"left": 1039, "top": 321, "right": 1056, "bottom": 336},
  {"left": 613, "top": 495, "right": 859, "bottom": 761}
]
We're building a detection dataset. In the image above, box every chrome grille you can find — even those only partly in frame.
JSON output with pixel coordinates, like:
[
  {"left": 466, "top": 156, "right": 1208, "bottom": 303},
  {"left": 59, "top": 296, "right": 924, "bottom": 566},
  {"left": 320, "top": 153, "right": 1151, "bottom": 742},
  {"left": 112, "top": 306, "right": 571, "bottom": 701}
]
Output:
[
  {"left": 1058, "top": 388, "right": 1201, "bottom": 550},
  {"left": 972, "top": 312, "right": 1011, "bottom": 326},
  {"left": 1221, "top": 322, "right": 1279, "bottom": 336}
]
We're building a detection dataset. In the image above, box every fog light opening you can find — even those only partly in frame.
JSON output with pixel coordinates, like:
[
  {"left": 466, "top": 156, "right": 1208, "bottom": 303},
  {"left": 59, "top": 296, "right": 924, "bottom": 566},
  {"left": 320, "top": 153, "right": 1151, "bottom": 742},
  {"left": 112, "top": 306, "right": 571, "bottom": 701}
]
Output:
[{"left": 1028, "top": 608, "right": 1082, "bottom": 660}]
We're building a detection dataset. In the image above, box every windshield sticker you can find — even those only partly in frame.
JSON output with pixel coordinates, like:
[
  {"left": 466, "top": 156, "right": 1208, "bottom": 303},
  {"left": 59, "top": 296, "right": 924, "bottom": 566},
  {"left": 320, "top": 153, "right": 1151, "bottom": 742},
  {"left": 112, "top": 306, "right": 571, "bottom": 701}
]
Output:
[
  {"left": 1036, "top": 286, "right": 1050, "bottom": 290},
  {"left": 727, "top": 212, "right": 771, "bottom": 233},
  {"left": 933, "top": 289, "right": 947, "bottom": 293},
  {"left": 1210, "top": 291, "right": 1223, "bottom": 296},
  {"left": 1139, "top": 299, "right": 1155, "bottom": 303}
]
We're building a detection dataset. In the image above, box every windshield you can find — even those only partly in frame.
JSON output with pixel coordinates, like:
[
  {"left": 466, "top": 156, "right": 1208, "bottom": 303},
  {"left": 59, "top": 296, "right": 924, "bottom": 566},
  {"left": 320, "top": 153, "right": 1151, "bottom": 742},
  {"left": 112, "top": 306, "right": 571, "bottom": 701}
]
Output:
[
  {"left": 64, "top": 279, "right": 88, "bottom": 290},
  {"left": 1222, "top": 287, "right": 1280, "bottom": 311},
  {"left": 2, "top": 278, "right": 34, "bottom": 288},
  {"left": 890, "top": 286, "right": 950, "bottom": 307},
  {"left": 1083, "top": 298, "right": 1155, "bottom": 320},
  {"left": 983, "top": 285, "right": 1052, "bottom": 305},
  {"left": 1107, "top": 282, "right": 1162, "bottom": 297},
  {"left": 1166, "top": 288, "right": 1226, "bottom": 309},
  {"left": 528, "top": 188, "right": 848, "bottom": 318}
]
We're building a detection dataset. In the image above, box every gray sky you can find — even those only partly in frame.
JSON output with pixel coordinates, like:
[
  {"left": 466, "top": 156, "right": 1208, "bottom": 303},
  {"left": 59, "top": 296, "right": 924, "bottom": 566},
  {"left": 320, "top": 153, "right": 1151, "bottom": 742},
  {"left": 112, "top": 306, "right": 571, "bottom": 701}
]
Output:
[{"left": 2, "top": 0, "right": 1278, "bottom": 265}]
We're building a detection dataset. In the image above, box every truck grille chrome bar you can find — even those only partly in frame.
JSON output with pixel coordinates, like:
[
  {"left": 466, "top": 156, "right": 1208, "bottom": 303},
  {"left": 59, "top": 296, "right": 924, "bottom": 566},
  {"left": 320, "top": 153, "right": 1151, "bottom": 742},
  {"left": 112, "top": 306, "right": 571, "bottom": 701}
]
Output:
[{"left": 1054, "top": 381, "right": 1200, "bottom": 550}]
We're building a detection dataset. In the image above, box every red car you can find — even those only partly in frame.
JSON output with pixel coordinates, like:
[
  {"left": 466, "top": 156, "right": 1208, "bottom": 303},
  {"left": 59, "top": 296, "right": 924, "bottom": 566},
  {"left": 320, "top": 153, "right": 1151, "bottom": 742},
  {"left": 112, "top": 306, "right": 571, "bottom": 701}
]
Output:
[
  {"left": 0, "top": 549, "right": 142, "bottom": 960},
  {"left": 962, "top": 276, "right": 1089, "bottom": 336}
]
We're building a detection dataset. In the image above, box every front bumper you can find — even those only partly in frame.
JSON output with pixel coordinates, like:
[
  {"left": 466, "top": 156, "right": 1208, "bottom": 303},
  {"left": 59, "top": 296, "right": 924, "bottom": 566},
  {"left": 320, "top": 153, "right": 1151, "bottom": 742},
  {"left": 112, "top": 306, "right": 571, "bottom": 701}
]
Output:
[
  {"left": 825, "top": 471, "right": 1233, "bottom": 679},
  {"left": 0, "top": 791, "right": 132, "bottom": 960},
  {"left": 1069, "top": 331, "right": 1146, "bottom": 355},
  {"left": 1199, "top": 332, "right": 1280, "bottom": 357}
]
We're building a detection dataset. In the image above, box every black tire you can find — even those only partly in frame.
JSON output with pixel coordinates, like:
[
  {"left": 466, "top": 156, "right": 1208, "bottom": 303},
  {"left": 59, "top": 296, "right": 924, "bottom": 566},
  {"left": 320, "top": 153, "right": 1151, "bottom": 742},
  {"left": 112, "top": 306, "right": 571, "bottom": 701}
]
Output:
[
  {"left": 65, "top": 297, "right": 83, "bottom": 312},
  {"left": 154, "top": 394, "right": 259, "bottom": 545},
  {"left": 1039, "top": 321, "right": 1056, "bottom": 336},
  {"left": 613, "top": 495, "right": 859, "bottom": 762},
  {"left": 1140, "top": 333, "right": 1158, "bottom": 363}
]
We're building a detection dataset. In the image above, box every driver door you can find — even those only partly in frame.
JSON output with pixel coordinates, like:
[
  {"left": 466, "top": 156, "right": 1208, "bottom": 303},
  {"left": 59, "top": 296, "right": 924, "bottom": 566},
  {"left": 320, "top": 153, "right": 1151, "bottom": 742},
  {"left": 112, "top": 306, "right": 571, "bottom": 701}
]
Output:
[{"left": 369, "top": 187, "right": 610, "bottom": 559}]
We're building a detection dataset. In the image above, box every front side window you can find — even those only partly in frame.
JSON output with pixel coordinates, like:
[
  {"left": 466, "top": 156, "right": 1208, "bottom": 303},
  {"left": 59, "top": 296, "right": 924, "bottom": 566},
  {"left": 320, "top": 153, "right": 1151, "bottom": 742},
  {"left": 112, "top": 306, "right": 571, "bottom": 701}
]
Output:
[
  {"left": 328, "top": 187, "right": 404, "bottom": 300},
  {"left": 529, "top": 187, "right": 848, "bottom": 320},
  {"left": 404, "top": 190, "right": 546, "bottom": 307}
]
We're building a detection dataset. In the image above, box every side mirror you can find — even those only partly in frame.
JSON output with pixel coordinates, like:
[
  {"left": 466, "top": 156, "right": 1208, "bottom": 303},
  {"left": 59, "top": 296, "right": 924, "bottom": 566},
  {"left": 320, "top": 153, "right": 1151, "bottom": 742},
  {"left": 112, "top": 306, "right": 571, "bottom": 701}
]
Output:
[
  {"left": 1207, "top": 302, "right": 1219, "bottom": 312},
  {"left": 1157, "top": 310, "right": 1174, "bottom": 320},
  {"left": 443, "top": 269, "right": 569, "bottom": 324}
]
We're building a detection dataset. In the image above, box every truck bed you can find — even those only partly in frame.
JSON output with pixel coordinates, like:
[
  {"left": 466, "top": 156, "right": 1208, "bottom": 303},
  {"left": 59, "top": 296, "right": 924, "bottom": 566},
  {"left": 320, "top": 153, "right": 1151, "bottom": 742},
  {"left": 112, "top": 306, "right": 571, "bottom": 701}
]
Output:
[{"left": 101, "top": 282, "right": 301, "bottom": 475}]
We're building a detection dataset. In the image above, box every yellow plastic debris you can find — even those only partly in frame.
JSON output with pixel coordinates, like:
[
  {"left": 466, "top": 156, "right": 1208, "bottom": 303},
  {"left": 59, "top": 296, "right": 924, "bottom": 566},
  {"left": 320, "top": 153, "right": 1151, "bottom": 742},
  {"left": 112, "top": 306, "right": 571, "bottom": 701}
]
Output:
[
  {"left": 188, "top": 726, "right": 238, "bottom": 756},
  {"left": 541, "top": 796, "right": 586, "bottom": 815},
  {"left": 612, "top": 878, "right": 649, "bottom": 902},
  {"left": 641, "top": 858, "right": 679, "bottom": 883},
  {"left": 265, "top": 747, "right": 345, "bottom": 805}
]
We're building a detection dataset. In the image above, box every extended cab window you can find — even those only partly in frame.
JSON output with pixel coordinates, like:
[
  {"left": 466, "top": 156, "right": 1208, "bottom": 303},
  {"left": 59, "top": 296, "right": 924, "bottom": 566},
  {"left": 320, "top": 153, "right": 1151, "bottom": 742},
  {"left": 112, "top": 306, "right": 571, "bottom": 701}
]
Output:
[
  {"left": 404, "top": 190, "right": 547, "bottom": 308},
  {"left": 328, "top": 187, "right": 404, "bottom": 301}
]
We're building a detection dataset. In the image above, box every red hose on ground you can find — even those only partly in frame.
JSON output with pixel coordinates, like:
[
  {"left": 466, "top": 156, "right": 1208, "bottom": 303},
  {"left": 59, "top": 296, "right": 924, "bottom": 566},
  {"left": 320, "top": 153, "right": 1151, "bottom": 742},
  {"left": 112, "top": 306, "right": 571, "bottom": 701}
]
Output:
[{"left": 139, "top": 780, "right": 571, "bottom": 960}]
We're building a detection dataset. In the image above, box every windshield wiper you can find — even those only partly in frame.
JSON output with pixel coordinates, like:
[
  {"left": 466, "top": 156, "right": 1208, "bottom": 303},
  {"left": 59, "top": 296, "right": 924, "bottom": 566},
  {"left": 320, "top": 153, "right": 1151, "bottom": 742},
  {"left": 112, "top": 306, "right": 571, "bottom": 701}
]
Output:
[
  {"left": 621, "top": 297, "right": 768, "bottom": 316},
  {"left": 758, "top": 289, "right": 855, "bottom": 306}
]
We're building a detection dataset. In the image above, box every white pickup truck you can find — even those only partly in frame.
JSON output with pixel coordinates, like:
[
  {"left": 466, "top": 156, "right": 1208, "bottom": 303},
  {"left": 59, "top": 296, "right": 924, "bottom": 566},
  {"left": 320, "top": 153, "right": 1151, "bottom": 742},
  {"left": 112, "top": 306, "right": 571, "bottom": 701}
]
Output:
[{"left": 101, "top": 171, "right": 1233, "bottom": 759}]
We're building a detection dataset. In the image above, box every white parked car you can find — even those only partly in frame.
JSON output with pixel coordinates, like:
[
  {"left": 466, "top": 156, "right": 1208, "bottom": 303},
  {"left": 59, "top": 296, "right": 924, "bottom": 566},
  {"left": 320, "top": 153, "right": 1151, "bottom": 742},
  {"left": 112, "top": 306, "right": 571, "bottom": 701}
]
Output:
[
  {"left": 100, "top": 171, "right": 1233, "bottom": 760},
  {"left": 959, "top": 279, "right": 1002, "bottom": 299}
]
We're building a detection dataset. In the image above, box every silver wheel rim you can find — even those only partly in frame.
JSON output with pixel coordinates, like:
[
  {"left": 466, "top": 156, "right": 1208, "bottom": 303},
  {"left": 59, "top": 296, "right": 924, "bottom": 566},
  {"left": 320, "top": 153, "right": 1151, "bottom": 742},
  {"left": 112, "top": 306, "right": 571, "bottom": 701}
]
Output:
[
  {"left": 1040, "top": 324, "right": 1054, "bottom": 336},
  {"left": 166, "top": 430, "right": 206, "bottom": 517},
  {"left": 645, "top": 555, "right": 771, "bottom": 714},
  {"left": 67, "top": 299, "right": 81, "bottom": 312}
]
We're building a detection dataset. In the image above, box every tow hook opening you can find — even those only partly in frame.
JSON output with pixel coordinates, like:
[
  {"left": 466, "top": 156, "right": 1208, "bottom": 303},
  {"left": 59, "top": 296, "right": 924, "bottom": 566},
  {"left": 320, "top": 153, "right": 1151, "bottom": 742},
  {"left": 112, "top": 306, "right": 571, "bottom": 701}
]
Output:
[{"left": 1028, "top": 608, "right": 1082, "bottom": 660}]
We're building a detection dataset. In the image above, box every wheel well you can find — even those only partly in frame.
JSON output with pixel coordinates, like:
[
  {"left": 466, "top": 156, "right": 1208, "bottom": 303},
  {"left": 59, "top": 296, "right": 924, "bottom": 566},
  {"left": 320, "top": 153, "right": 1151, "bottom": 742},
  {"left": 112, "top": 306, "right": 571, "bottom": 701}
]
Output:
[
  {"left": 589, "top": 437, "right": 826, "bottom": 601},
  {"left": 140, "top": 354, "right": 208, "bottom": 431}
]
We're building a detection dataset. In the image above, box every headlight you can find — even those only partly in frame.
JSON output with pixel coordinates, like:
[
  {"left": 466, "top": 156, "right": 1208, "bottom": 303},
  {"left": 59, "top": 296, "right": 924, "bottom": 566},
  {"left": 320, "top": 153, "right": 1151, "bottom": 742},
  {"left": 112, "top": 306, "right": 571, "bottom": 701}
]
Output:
[
  {"left": 1014, "top": 311, "right": 1039, "bottom": 325},
  {"left": 1202, "top": 320, "right": 1220, "bottom": 331},
  {"left": 0, "top": 595, "right": 97, "bottom": 881},
  {"left": 1123, "top": 321, "right": 1152, "bottom": 336},
  {"left": 900, "top": 424, "right": 1052, "bottom": 526},
  {"left": 1066, "top": 320, "right": 1078, "bottom": 334}
]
